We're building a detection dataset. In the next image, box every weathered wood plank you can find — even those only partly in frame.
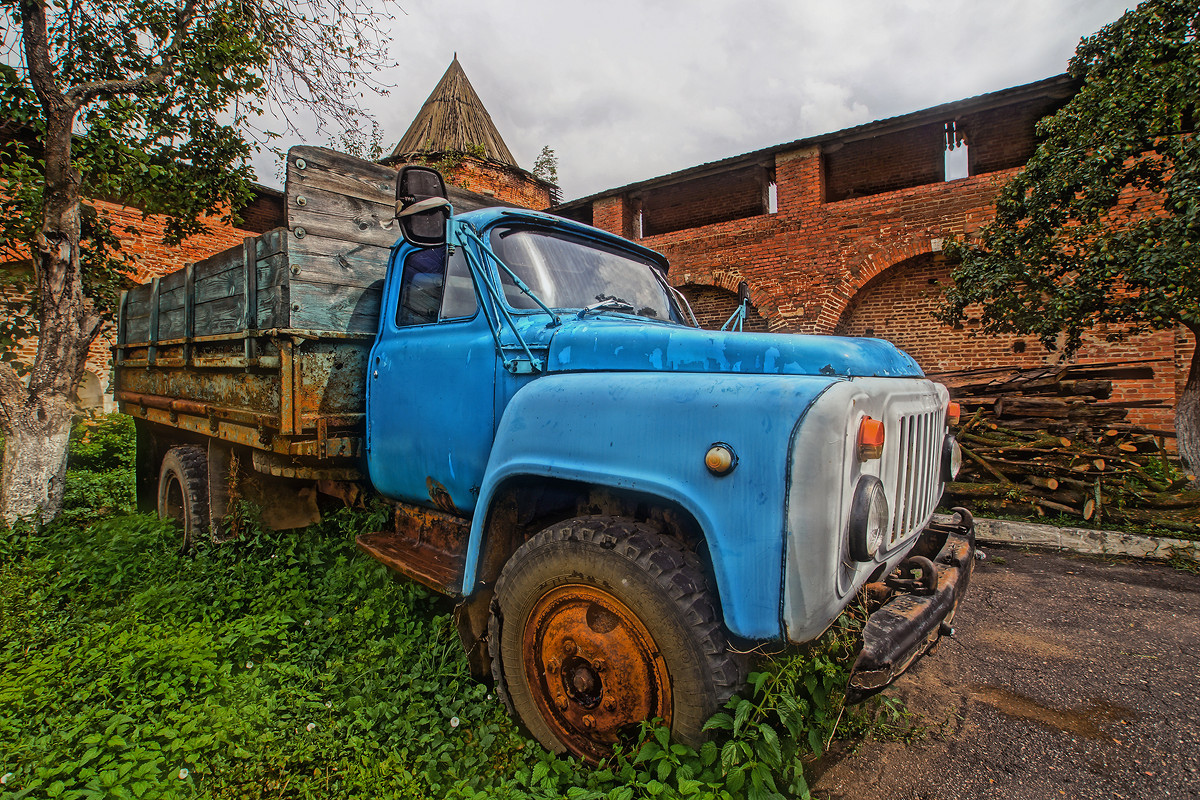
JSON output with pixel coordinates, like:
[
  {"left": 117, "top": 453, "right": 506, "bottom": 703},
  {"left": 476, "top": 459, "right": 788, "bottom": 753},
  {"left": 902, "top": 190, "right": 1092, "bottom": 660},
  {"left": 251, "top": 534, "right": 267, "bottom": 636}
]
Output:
[
  {"left": 288, "top": 279, "right": 383, "bottom": 334},
  {"left": 286, "top": 146, "right": 396, "bottom": 207},
  {"left": 157, "top": 285, "right": 187, "bottom": 313},
  {"left": 287, "top": 186, "right": 401, "bottom": 249},
  {"left": 125, "top": 316, "right": 150, "bottom": 343},
  {"left": 158, "top": 307, "right": 187, "bottom": 340},
  {"left": 190, "top": 229, "right": 283, "bottom": 282},
  {"left": 257, "top": 252, "right": 291, "bottom": 290},
  {"left": 193, "top": 294, "right": 247, "bottom": 337},
  {"left": 159, "top": 268, "right": 186, "bottom": 294},
  {"left": 257, "top": 285, "right": 289, "bottom": 330},
  {"left": 123, "top": 283, "right": 155, "bottom": 317},
  {"left": 194, "top": 265, "right": 245, "bottom": 306},
  {"left": 193, "top": 246, "right": 246, "bottom": 282},
  {"left": 287, "top": 236, "right": 392, "bottom": 289}
]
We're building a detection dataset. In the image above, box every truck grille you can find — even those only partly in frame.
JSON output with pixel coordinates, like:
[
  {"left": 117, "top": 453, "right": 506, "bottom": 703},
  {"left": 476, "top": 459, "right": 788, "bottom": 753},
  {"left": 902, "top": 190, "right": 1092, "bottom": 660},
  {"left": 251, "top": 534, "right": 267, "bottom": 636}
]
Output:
[{"left": 889, "top": 409, "right": 943, "bottom": 545}]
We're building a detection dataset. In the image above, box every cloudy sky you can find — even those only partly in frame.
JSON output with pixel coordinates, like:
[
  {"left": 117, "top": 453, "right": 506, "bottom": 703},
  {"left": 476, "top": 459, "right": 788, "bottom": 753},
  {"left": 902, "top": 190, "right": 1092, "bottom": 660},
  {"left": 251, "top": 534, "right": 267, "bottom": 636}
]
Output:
[{"left": 254, "top": 0, "right": 1135, "bottom": 201}]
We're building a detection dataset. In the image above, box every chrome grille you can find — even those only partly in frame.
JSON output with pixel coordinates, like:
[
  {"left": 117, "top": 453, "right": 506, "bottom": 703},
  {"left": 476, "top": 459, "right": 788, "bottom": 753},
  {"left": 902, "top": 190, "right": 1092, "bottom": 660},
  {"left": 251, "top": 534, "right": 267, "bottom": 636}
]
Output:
[{"left": 889, "top": 408, "right": 942, "bottom": 545}]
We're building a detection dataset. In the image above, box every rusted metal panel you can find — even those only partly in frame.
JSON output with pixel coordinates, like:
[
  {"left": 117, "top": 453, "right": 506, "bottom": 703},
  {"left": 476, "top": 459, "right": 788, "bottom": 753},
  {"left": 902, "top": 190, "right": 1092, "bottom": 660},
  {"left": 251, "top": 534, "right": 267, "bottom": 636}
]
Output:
[
  {"left": 847, "top": 508, "right": 976, "bottom": 703},
  {"left": 295, "top": 339, "right": 371, "bottom": 421},
  {"left": 356, "top": 502, "right": 471, "bottom": 595},
  {"left": 251, "top": 449, "right": 362, "bottom": 480}
]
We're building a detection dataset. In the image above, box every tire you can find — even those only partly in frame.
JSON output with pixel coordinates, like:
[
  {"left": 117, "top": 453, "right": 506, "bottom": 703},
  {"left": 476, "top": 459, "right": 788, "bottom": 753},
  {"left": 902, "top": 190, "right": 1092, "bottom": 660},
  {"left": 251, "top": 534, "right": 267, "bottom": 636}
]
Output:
[
  {"left": 157, "top": 445, "right": 209, "bottom": 551},
  {"left": 489, "top": 515, "right": 745, "bottom": 762}
]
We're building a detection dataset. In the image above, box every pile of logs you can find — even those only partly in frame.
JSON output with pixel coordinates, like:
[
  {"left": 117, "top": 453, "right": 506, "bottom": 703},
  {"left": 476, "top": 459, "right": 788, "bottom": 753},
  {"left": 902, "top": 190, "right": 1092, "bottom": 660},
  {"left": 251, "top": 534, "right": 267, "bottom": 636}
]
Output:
[{"left": 928, "top": 361, "right": 1199, "bottom": 535}]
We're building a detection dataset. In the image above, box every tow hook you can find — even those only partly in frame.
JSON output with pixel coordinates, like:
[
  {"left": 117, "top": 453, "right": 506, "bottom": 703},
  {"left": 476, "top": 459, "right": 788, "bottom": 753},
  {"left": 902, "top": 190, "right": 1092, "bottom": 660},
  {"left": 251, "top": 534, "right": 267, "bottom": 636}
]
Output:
[{"left": 887, "top": 555, "right": 938, "bottom": 595}]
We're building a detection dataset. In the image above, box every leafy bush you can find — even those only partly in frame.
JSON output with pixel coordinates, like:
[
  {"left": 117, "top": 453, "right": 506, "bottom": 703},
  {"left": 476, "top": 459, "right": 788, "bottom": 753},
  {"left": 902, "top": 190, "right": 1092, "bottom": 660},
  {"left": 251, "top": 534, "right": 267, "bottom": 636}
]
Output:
[
  {"left": 0, "top": 440, "right": 903, "bottom": 799},
  {"left": 68, "top": 414, "right": 136, "bottom": 473},
  {"left": 60, "top": 414, "right": 136, "bottom": 519}
]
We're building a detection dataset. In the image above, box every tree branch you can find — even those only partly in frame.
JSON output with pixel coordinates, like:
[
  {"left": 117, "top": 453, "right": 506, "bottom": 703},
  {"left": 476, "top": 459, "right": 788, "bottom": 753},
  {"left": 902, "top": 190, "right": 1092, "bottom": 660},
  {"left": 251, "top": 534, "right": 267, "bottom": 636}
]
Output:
[
  {"left": 63, "top": 0, "right": 199, "bottom": 108},
  {"left": 20, "top": 0, "right": 67, "bottom": 117}
]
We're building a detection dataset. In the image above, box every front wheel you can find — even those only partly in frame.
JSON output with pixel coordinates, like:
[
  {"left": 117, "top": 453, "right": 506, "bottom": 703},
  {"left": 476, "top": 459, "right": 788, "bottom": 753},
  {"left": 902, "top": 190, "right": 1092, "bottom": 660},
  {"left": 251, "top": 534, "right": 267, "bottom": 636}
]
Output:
[{"left": 489, "top": 516, "right": 745, "bottom": 762}]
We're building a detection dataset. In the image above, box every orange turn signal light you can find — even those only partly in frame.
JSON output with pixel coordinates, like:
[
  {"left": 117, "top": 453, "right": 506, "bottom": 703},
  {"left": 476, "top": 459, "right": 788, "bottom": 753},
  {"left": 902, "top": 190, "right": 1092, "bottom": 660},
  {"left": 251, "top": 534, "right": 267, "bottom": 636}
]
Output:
[
  {"left": 947, "top": 401, "right": 961, "bottom": 426},
  {"left": 857, "top": 416, "right": 885, "bottom": 461}
]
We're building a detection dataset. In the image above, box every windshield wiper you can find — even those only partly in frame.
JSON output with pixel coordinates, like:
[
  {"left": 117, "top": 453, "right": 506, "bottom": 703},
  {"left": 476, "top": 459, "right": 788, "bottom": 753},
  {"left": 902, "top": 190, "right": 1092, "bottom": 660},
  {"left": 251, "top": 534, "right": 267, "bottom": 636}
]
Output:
[{"left": 577, "top": 299, "right": 635, "bottom": 319}]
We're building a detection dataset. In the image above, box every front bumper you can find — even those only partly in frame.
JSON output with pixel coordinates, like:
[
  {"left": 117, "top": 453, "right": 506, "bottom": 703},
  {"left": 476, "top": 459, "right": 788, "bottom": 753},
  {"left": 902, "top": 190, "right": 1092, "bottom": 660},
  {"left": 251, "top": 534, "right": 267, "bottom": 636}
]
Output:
[{"left": 847, "top": 507, "right": 976, "bottom": 703}]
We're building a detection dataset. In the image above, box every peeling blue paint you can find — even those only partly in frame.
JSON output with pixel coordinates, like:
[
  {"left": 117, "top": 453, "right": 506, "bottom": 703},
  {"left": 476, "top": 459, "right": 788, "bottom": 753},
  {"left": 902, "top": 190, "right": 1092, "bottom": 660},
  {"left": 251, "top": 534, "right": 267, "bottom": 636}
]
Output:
[{"left": 544, "top": 320, "right": 923, "bottom": 378}]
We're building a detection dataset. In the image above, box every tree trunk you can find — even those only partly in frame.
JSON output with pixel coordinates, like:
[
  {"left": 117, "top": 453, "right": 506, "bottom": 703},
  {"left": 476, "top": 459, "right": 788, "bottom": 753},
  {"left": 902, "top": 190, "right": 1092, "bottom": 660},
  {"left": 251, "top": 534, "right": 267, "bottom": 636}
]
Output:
[
  {"left": 1177, "top": 323, "right": 1200, "bottom": 478},
  {"left": 0, "top": 16, "right": 102, "bottom": 522},
  {"left": 0, "top": 376, "right": 74, "bottom": 522}
]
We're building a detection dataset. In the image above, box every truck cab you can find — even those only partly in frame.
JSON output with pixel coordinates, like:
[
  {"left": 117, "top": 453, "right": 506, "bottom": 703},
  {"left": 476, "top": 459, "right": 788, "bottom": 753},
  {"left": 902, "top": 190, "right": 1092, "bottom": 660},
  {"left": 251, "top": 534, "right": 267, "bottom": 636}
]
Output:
[{"left": 356, "top": 169, "right": 975, "bottom": 760}]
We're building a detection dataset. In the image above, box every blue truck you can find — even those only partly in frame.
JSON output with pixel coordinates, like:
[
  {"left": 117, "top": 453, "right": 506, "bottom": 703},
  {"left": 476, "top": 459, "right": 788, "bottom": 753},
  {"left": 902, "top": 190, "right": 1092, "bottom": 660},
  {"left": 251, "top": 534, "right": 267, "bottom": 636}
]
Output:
[{"left": 115, "top": 146, "right": 975, "bottom": 761}]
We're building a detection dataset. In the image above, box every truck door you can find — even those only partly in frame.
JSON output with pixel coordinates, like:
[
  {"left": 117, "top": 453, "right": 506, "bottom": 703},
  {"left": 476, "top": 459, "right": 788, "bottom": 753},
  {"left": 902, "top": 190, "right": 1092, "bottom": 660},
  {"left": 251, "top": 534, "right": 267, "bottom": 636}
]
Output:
[{"left": 366, "top": 244, "right": 496, "bottom": 515}]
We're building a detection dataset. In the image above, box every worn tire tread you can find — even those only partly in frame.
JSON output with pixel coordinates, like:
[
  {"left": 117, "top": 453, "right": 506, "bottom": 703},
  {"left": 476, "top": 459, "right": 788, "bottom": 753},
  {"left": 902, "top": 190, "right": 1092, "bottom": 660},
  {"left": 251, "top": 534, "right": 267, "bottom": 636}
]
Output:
[
  {"left": 489, "top": 515, "right": 746, "bottom": 756},
  {"left": 158, "top": 445, "right": 209, "bottom": 549}
]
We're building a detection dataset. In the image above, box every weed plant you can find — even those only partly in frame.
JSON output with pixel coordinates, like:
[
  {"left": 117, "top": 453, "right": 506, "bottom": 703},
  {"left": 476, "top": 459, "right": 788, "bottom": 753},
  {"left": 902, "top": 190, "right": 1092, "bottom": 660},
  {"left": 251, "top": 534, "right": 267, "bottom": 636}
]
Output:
[{"left": 0, "top": 416, "right": 904, "bottom": 799}]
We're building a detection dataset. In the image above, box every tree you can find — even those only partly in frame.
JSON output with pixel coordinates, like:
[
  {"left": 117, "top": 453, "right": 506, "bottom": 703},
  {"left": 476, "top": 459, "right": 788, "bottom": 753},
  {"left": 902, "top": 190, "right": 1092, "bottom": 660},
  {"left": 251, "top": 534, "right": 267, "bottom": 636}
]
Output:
[
  {"left": 939, "top": 0, "right": 1200, "bottom": 472},
  {"left": 532, "top": 145, "right": 558, "bottom": 185},
  {"left": 0, "top": 0, "right": 395, "bottom": 522}
]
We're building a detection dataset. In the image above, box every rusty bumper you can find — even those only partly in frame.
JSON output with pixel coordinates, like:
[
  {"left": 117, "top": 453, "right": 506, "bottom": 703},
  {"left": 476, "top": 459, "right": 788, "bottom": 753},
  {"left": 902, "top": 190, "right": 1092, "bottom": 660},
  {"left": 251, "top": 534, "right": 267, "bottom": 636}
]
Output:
[{"left": 847, "top": 507, "right": 976, "bottom": 703}]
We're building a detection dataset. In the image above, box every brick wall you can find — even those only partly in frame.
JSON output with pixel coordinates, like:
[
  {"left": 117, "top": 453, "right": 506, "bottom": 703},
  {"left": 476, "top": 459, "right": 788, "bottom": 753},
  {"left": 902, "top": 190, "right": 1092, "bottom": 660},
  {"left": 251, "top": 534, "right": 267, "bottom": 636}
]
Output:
[
  {"left": 834, "top": 254, "right": 1185, "bottom": 429},
  {"left": 641, "top": 167, "right": 766, "bottom": 236},
  {"left": 679, "top": 284, "right": 770, "bottom": 332},
  {"left": 393, "top": 155, "right": 555, "bottom": 210},
  {"left": 824, "top": 121, "right": 944, "bottom": 201},
  {"left": 583, "top": 122, "right": 1194, "bottom": 439}
]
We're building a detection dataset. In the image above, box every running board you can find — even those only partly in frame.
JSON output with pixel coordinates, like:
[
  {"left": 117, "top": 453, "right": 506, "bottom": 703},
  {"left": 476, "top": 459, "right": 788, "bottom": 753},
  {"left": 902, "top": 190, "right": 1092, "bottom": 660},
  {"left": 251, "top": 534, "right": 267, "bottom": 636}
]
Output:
[{"left": 356, "top": 503, "right": 470, "bottom": 596}]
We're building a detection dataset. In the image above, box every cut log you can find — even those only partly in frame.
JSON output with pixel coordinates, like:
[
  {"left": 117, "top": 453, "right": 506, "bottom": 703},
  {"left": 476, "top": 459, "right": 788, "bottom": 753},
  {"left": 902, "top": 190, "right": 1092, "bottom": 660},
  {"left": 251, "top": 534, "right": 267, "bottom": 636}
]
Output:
[{"left": 1025, "top": 475, "right": 1059, "bottom": 491}]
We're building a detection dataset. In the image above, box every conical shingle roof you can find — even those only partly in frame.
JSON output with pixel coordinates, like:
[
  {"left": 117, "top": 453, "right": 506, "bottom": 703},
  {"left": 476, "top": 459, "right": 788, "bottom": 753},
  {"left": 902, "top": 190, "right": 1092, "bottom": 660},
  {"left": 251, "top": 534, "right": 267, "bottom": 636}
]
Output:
[{"left": 390, "top": 56, "right": 517, "bottom": 167}]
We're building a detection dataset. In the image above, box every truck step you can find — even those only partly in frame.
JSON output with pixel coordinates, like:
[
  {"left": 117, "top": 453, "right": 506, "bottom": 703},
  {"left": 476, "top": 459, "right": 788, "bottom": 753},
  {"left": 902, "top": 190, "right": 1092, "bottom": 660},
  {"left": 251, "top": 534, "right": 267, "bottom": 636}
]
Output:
[{"left": 356, "top": 531, "right": 467, "bottom": 596}]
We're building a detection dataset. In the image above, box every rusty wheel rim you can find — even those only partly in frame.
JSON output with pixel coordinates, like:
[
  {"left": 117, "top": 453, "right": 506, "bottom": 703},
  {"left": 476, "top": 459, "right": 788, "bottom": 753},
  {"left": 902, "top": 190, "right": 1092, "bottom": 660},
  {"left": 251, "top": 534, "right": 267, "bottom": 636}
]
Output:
[{"left": 522, "top": 583, "right": 672, "bottom": 761}]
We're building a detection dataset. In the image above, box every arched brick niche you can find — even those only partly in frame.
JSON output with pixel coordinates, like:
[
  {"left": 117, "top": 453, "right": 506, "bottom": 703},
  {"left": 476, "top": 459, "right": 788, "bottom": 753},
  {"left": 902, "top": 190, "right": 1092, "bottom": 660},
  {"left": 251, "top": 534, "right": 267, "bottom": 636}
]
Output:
[
  {"left": 833, "top": 253, "right": 1182, "bottom": 431},
  {"left": 678, "top": 283, "right": 770, "bottom": 331},
  {"left": 834, "top": 253, "right": 1061, "bottom": 373}
]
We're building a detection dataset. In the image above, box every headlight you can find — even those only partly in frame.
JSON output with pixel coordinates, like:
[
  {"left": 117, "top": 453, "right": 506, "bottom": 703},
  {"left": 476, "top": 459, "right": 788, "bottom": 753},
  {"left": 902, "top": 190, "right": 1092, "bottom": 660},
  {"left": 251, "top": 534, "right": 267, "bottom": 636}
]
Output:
[
  {"left": 848, "top": 475, "right": 889, "bottom": 562},
  {"left": 942, "top": 435, "right": 962, "bottom": 481}
]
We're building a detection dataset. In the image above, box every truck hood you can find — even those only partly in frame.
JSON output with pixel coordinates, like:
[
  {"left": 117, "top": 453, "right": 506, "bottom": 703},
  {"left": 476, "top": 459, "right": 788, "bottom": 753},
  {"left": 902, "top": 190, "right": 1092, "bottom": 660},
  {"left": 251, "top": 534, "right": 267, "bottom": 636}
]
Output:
[{"left": 544, "top": 320, "right": 924, "bottom": 378}]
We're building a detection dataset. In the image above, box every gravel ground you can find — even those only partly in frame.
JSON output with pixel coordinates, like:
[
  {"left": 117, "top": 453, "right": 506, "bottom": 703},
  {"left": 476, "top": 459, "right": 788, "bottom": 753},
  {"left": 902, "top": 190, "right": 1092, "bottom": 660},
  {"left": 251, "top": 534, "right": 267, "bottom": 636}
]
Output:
[{"left": 810, "top": 545, "right": 1200, "bottom": 800}]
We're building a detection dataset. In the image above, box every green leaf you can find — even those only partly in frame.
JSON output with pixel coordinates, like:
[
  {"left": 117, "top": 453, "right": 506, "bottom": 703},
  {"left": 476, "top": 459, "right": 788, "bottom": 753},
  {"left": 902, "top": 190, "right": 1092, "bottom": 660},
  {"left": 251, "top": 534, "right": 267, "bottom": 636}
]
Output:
[
  {"left": 807, "top": 726, "right": 824, "bottom": 757},
  {"left": 704, "top": 712, "right": 734, "bottom": 732},
  {"left": 733, "top": 698, "right": 753, "bottom": 735}
]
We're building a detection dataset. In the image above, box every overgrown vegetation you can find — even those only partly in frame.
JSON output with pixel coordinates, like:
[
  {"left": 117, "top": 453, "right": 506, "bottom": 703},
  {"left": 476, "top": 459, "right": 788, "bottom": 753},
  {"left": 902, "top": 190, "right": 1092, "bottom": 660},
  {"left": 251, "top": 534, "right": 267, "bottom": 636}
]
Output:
[{"left": 0, "top": 416, "right": 910, "bottom": 799}]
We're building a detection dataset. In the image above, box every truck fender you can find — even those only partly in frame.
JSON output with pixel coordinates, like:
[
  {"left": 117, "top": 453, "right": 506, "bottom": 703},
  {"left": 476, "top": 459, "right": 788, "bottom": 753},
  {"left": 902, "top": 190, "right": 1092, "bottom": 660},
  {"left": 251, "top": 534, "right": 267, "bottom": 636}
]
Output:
[{"left": 462, "top": 371, "right": 836, "bottom": 640}]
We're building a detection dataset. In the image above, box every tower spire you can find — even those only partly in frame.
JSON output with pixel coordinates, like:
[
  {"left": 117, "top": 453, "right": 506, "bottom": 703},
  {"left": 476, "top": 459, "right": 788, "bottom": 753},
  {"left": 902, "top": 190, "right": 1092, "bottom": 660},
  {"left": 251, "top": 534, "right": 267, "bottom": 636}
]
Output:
[{"left": 389, "top": 57, "right": 517, "bottom": 166}]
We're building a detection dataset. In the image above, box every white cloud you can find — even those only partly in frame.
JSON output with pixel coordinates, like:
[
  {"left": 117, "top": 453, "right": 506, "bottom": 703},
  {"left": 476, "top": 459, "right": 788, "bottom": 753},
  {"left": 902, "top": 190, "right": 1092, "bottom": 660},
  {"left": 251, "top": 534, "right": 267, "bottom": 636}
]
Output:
[{"left": 251, "top": 0, "right": 1134, "bottom": 200}]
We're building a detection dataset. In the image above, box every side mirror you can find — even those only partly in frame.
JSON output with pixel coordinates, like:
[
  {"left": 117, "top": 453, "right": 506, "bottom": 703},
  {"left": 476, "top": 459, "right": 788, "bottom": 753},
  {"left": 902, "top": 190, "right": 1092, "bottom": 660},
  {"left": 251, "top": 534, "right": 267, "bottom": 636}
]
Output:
[
  {"left": 396, "top": 166, "right": 450, "bottom": 248},
  {"left": 737, "top": 280, "right": 749, "bottom": 304}
]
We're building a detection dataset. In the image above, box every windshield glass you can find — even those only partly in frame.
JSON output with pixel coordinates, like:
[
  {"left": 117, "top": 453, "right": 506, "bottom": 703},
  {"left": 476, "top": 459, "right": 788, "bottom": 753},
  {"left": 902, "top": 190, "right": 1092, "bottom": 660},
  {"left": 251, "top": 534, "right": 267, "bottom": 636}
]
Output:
[{"left": 489, "top": 225, "right": 677, "bottom": 321}]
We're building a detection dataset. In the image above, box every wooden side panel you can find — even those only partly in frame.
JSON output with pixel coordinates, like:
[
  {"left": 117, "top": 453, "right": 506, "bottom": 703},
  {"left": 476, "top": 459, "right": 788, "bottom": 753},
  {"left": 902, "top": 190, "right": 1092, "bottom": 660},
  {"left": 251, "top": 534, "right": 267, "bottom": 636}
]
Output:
[
  {"left": 284, "top": 146, "right": 397, "bottom": 334},
  {"left": 121, "top": 283, "right": 155, "bottom": 343},
  {"left": 121, "top": 148, "right": 399, "bottom": 343},
  {"left": 187, "top": 227, "right": 291, "bottom": 336},
  {"left": 289, "top": 280, "right": 384, "bottom": 334}
]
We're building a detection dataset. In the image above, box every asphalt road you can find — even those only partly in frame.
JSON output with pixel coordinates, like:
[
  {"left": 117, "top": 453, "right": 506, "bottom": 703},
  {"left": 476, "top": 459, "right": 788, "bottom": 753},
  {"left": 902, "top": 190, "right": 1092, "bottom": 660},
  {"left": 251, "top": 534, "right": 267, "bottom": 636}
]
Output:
[{"left": 811, "top": 545, "right": 1200, "bottom": 800}]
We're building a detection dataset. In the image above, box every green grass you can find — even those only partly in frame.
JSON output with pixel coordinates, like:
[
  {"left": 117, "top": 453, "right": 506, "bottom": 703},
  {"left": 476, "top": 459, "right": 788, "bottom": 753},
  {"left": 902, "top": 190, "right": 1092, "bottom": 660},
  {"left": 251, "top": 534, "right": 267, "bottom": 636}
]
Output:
[{"left": 0, "top": 416, "right": 902, "bottom": 800}]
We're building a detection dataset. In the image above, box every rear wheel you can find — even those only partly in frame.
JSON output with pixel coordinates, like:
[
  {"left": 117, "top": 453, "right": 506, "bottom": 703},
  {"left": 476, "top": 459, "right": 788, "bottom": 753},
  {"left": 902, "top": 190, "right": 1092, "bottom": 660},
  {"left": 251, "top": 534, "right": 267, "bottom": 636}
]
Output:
[
  {"left": 489, "top": 515, "right": 744, "bottom": 762},
  {"left": 157, "top": 445, "right": 209, "bottom": 551}
]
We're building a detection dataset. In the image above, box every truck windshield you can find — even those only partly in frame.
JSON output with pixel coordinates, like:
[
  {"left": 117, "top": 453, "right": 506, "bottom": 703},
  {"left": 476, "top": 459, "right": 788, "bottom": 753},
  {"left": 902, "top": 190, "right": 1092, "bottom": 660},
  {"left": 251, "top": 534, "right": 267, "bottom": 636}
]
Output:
[{"left": 489, "top": 225, "right": 678, "bottom": 322}]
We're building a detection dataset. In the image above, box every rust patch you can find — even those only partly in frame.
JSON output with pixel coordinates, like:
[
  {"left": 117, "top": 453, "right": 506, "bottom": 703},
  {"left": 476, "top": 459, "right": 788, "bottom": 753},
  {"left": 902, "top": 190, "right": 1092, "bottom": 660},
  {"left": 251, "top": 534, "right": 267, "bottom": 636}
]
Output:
[
  {"left": 971, "top": 685, "right": 1137, "bottom": 739},
  {"left": 426, "top": 477, "right": 457, "bottom": 513},
  {"left": 522, "top": 583, "right": 671, "bottom": 763}
]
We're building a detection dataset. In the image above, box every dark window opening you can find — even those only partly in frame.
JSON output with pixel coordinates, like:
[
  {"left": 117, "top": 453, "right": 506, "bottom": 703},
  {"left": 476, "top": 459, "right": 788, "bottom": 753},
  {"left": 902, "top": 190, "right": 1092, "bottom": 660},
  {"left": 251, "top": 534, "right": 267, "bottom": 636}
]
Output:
[
  {"left": 396, "top": 246, "right": 477, "bottom": 327},
  {"left": 639, "top": 167, "right": 770, "bottom": 237}
]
